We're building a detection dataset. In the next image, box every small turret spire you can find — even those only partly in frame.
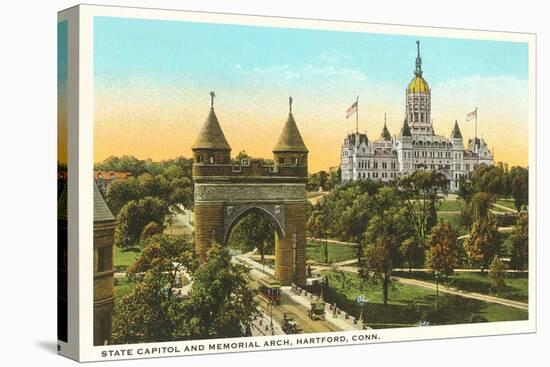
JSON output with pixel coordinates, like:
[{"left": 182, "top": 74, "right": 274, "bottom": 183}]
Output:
[
  {"left": 289, "top": 96, "right": 293, "bottom": 113},
  {"left": 415, "top": 40, "right": 423, "bottom": 77},
  {"left": 210, "top": 91, "right": 215, "bottom": 108}
]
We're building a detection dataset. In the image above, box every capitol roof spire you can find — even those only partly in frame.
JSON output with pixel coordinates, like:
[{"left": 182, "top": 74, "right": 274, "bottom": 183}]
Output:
[
  {"left": 380, "top": 113, "right": 392, "bottom": 140},
  {"left": 451, "top": 120, "right": 463, "bottom": 139},
  {"left": 415, "top": 40, "right": 423, "bottom": 77}
]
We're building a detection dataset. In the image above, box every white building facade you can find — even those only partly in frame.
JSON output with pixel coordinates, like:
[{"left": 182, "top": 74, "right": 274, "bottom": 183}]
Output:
[{"left": 341, "top": 41, "right": 493, "bottom": 192}]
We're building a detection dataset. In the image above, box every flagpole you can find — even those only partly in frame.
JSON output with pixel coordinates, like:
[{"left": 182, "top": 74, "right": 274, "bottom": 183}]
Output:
[
  {"left": 356, "top": 96, "right": 359, "bottom": 134},
  {"left": 475, "top": 106, "right": 478, "bottom": 151}
]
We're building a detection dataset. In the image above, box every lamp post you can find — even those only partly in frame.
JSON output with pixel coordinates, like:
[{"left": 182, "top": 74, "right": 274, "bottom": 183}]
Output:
[{"left": 356, "top": 295, "right": 367, "bottom": 329}]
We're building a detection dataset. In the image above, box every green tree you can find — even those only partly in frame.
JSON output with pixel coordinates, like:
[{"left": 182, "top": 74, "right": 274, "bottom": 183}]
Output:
[
  {"left": 362, "top": 187, "right": 412, "bottom": 304},
  {"left": 338, "top": 189, "right": 371, "bottom": 265},
  {"left": 138, "top": 173, "right": 171, "bottom": 202},
  {"left": 95, "top": 155, "right": 146, "bottom": 176},
  {"left": 326, "top": 167, "right": 341, "bottom": 191},
  {"left": 308, "top": 171, "right": 329, "bottom": 191},
  {"left": 106, "top": 177, "right": 142, "bottom": 215},
  {"left": 510, "top": 167, "right": 528, "bottom": 212},
  {"left": 471, "top": 164, "right": 506, "bottom": 198},
  {"left": 510, "top": 212, "right": 529, "bottom": 270},
  {"left": 114, "top": 197, "right": 169, "bottom": 249},
  {"left": 168, "top": 176, "right": 194, "bottom": 208},
  {"left": 112, "top": 234, "right": 196, "bottom": 344},
  {"left": 457, "top": 176, "right": 475, "bottom": 204},
  {"left": 185, "top": 243, "right": 260, "bottom": 338},
  {"left": 307, "top": 201, "right": 332, "bottom": 263},
  {"left": 398, "top": 170, "right": 448, "bottom": 240},
  {"left": 400, "top": 235, "right": 425, "bottom": 273},
  {"left": 489, "top": 256, "right": 507, "bottom": 294},
  {"left": 470, "top": 192, "right": 495, "bottom": 222},
  {"left": 228, "top": 212, "right": 275, "bottom": 263},
  {"left": 425, "top": 223, "right": 459, "bottom": 278}
]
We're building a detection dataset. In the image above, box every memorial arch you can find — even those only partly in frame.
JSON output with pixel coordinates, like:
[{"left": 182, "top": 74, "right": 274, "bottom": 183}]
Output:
[{"left": 191, "top": 94, "right": 308, "bottom": 285}]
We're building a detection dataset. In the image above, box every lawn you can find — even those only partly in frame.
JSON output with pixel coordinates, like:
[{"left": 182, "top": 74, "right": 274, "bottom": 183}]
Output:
[
  {"left": 436, "top": 212, "right": 467, "bottom": 235},
  {"left": 436, "top": 200, "right": 464, "bottom": 212},
  {"left": 114, "top": 246, "right": 142, "bottom": 272},
  {"left": 393, "top": 270, "right": 528, "bottom": 303},
  {"left": 306, "top": 240, "right": 357, "bottom": 264},
  {"left": 114, "top": 275, "right": 131, "bottom": 299},
  {"left": 315, "top": 270, "right": 527, "bottom": 328},
  {"left": 495, "top": 199, "right": 517, "bottom": 211}
]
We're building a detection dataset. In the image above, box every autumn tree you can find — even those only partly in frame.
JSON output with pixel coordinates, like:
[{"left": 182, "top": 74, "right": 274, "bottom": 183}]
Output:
[
  {"left": 510, "top": 212, "right": 529, "bottom": 270},
  {"left": 140, "top": 221, "right": 164, "bottom": 240},
  {"left": 464, "top": 192, "right": 501, "bottom": 271},
  {"left": 489, "top": 256, "right": 508, "bottom": 294},
  {"left": 425, "top": 223, "right": 459, "bottom": 278},
  {"left": 465, "top": 220, "right": 500, "bottom": 272}
]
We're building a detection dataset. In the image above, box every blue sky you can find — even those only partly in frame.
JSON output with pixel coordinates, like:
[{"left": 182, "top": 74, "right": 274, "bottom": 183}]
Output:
[
  {"left": 94, "top": 16, "right": 528, "bottom": 86},
  {"left": 93, "top": 16, "right": 530, "bottom": 170}
]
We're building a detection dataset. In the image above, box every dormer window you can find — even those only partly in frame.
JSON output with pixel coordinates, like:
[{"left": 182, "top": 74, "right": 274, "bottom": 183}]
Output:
[{"left": 293, "top": 158, "right": 299, "bottom": 166}]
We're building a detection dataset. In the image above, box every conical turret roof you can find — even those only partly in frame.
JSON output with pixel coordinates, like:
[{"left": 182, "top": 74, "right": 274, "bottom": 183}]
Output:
[
  {"left": 451, "top": 120, "right": 463, "bottom": 139},
  {"left": 380, "top": 122, "right": 392, "bottom": 141},
  {"left": 192, "top": 108, "right": 231, "bottom": 151},
  {"left": 400, "top": 118, "right": 412, "bottom": 137},
  {"left": 273, "top": 112, "right": 308, "bottom": 153},
  {"left": 94, "top": 181, "right": 115, "bottom": 223}
]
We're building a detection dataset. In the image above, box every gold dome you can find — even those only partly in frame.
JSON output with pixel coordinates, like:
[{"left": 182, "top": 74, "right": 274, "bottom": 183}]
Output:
[{"left": 407, "top": 76, "right": 429, "bottom": 93}]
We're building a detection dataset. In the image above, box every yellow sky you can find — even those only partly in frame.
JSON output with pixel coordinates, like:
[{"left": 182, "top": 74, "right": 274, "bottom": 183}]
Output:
[{"left": 94, "top": 77, "right": 529, "bottom": 172}]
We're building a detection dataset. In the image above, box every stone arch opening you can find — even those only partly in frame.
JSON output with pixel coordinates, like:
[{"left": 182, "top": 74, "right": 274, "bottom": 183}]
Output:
[{"left": 223, "top": 205, "right": 284, "bottom": 247}]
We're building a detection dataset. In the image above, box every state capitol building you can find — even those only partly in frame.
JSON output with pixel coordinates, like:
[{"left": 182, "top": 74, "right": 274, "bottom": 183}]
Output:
[{"left": 340, "top": 41, "right": 493, "bottom": 192}]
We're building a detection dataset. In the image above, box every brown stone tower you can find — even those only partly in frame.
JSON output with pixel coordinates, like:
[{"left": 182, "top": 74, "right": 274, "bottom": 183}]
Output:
[
  {"left": 271, "top": 97, "right": 308, "bottom": 285},
  {"left": 93, "top": 181, "right": 116, "bottom": 345},
  {"left": 192, "top": 93, "right": 308, "bottom": 285}
]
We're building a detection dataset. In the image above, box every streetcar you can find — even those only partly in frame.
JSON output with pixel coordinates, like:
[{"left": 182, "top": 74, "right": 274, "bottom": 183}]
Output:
[{"left": 257, "top": 277, "right": 282, "bottom": 305}]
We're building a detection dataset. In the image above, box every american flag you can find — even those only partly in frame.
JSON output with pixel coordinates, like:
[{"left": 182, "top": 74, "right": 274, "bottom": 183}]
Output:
[
  {"left": 346, "top": 100, "right": 358, "bottom": 118},
  {"left": 466, "top": 109, "right": 477, "bottom": 121}
]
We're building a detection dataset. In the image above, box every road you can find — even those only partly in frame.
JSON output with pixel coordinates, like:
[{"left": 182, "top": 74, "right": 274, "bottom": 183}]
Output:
[
  {"left": 249, "top": 274, "right": 340, "bottom": 334},
  {"left": 256, "top": 290, "right": 340, "bottom": 334}
]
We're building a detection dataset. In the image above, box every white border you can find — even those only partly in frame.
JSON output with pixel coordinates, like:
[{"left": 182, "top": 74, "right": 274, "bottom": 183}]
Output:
[{"left": 73, "top": 4, "right": 536, "bottom": 362}]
